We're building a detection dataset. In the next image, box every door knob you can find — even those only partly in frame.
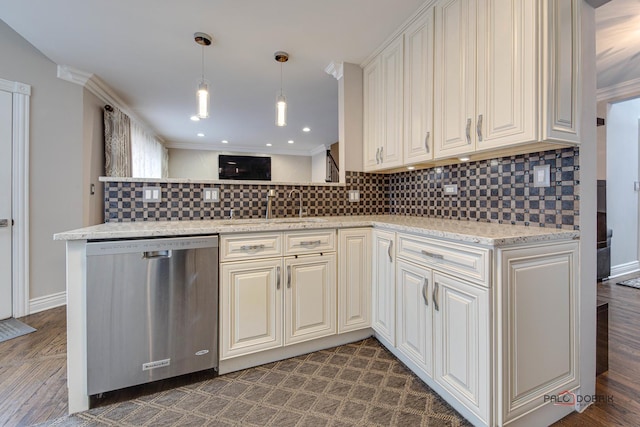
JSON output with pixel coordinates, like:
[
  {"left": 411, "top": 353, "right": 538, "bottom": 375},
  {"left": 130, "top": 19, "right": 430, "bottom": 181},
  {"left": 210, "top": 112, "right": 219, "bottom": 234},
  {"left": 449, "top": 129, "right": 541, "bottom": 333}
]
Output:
[{"left": 0, "top": 219, "right": 8, "bottom": 228}]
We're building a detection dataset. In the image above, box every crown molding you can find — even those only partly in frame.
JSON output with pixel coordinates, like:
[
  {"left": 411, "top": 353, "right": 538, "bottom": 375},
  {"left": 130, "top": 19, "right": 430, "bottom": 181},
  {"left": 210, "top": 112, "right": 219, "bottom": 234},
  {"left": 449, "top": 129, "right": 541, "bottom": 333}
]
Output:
[
  {"left": 325, "top": 62, "right": 344, "bottom": 80},
  {"left": 56, "top": 65, "right": 92, "bottom": 86},
  {"left": 597, "top": 76, "right": 640, "bottom": 102},
  {"left": 165, "top": 141, "right": 316, "bottom": 157}
]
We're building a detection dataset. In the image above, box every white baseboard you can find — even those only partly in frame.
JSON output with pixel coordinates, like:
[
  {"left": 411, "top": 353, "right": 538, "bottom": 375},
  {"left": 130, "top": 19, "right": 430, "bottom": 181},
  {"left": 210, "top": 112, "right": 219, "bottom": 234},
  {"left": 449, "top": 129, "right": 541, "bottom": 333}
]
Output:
[
  {"left": 609, "top": 261, "right": 640, "bottom": 279},
  {"left": 29, "top": 291, "right": 66, "bottom": 315}
]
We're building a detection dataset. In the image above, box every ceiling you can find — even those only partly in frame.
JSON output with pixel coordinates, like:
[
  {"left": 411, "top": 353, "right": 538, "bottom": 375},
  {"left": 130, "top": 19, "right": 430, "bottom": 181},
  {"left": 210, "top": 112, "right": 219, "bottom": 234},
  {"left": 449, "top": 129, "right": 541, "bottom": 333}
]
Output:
[
  {"left": 0, "top": 1, "right": 635, "bottom": 154},
  {"left": 0, "top": 0, "right": 426, "bottom": 155},
  {"left": 596, "top": 0, "right": 640, "bottom": 89}
]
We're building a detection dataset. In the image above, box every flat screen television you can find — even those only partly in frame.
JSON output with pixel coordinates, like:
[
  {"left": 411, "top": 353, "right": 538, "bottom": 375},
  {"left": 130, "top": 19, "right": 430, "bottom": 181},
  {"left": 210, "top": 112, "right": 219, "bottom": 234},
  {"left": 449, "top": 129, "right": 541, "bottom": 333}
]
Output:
[{"left": 218, "top": 155, "right": 271, "bottom": 181}]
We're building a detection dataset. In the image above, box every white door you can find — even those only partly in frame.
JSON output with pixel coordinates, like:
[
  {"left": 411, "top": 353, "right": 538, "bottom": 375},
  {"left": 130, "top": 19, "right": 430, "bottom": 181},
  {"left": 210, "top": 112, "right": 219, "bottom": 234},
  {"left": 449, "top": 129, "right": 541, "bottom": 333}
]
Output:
[
  {"left": 372, "top": 230, "right": 396, "bottom": 345},
  {"left": 338, "top": 229, "right": 371, "bottom": 333},
  {"left": 219, "top": 259, "right": 283, "bottom": 359},
  {"left": 0, "top": 90, "right": 12, "bottom": 320},
  {"left": 433, "top": 272, "right": 489, "bottom": 423},
  {"left": 396, "top": 259, "right": 432, "bottom": 376},
  {"left": 284, "top": 253, "right": 336, "bottom": 345}
]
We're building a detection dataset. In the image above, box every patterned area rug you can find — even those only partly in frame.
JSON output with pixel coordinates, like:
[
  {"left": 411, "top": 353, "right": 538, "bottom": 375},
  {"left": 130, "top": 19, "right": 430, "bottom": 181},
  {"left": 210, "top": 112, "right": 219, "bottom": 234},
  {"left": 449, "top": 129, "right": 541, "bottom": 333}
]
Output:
[
  {"left": 0, "top": 318, "right": 36, "bottom": 343},
  {"left": 617, "top": 277, "right": 640, "bottom": 289},
  {"left": 41, "top": 338, "right": 470, "bottom": 426}
]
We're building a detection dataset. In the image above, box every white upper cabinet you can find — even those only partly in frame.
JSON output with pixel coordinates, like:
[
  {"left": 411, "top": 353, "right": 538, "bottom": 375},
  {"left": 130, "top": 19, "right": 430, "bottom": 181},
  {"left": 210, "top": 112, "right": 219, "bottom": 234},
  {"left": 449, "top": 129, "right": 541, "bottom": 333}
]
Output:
[
  {"left": 404, "top": 7, "right": 435, "bottom": 164},
  {"left": 433, "top": 0, "right": 477, "bottom": 158},
  {"left": 365, "top": 0, "right": 581, "bottom": 169},
  {"left": 363, "top": 37, "right": 404, "bottom": 172}
]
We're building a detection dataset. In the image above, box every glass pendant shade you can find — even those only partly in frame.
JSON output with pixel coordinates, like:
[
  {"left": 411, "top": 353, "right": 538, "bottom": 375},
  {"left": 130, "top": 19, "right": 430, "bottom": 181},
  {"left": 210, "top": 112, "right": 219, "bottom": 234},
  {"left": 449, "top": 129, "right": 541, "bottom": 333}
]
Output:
[
  {"left": 276, "top": 94, "right": 287, "bottom": 127},
  {"left": 197, "top": 80, "right": 210, "bottom": 119}
]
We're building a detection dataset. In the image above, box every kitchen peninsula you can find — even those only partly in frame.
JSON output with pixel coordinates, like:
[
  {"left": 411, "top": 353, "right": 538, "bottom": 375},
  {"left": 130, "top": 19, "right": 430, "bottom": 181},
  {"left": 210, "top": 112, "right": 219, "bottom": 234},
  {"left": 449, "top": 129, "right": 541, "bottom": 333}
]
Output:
[{"left": 55, "top": 216, "right": 580, "bottom": 426}]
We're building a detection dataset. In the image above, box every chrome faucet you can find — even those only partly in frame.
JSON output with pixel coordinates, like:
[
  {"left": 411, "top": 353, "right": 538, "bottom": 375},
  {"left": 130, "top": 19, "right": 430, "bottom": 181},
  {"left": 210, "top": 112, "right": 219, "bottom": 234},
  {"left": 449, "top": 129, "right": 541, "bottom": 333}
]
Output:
[
  {"left": 265, "top": 189, "right": 276, "bottom": 219},
  {"left": 288, "top": 189, "right": 304, "bottom": 218}
]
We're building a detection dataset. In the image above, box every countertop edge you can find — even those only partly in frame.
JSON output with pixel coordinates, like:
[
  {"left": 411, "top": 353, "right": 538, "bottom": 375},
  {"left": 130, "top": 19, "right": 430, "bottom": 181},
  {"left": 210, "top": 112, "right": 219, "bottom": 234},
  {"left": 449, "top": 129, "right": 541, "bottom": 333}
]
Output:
[{"left": 54, "top": 217, "right": 580, "bottom": 247}]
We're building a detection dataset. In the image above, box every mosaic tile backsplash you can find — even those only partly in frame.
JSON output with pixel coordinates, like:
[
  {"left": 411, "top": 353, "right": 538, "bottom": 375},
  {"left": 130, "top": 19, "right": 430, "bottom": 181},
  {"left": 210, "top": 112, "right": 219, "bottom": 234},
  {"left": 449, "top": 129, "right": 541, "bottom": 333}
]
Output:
[{"left": 104, "top": 147, "right": 579, "bottom": 230}]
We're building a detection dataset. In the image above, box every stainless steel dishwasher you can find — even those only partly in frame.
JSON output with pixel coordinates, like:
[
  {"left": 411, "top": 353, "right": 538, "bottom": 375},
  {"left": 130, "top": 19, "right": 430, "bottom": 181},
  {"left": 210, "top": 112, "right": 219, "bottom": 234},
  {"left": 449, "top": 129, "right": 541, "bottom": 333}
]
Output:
[{"left": 86, "top": 235, "right": 218, "bottom": 395}]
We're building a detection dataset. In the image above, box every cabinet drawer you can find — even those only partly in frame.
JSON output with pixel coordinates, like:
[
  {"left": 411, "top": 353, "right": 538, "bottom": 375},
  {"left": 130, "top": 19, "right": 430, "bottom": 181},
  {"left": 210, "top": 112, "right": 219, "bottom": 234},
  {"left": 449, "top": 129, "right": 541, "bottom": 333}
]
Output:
[
  {"left": 220, "top": 233, "right": 282, "bottom": 261},
  {"left": 397, "top": 233, "right": 490, "bottom": 286},
  {"left": 284, "top": 230, "right": 336, "bottom": 255}
]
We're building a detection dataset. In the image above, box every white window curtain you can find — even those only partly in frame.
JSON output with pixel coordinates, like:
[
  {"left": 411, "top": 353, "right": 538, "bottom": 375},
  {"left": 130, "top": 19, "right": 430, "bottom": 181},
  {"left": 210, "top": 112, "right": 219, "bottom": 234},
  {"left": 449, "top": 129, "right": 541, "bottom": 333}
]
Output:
[{"left": 130, "top": 120, "right": 168, "bottom": 178}]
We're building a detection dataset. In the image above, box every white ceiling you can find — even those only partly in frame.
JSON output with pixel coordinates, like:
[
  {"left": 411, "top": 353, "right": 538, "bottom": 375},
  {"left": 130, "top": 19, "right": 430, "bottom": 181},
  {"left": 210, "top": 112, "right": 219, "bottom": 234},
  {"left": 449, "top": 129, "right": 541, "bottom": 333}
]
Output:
[
  {"left": 0, "top": 1, "right": 635, "bottom": 154},
  {"left": 596, "top": 0, "right": 640, "bottom": 90},
  {"left": 0, "top": 0, "right": 426, "bottom": 155}
]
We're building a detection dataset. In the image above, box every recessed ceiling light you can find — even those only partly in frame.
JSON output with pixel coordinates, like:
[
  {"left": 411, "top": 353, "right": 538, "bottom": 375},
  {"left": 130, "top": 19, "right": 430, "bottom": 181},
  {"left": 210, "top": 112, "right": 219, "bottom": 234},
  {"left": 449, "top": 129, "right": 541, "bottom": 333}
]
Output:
[
  {"left": 302, "top": 127, "right": 311, "bottom": 132},
  {"left": 190, "top": 115, "right": 200, "bottom": 122},
  {"left": 288, "top": 140, "right": 294, "bottom": 144},
  {"left": 197, "top": 132, "right": 205, "bottom": 137},
  {"left": 266, "top": 143, "right": 273, "bottom": 147},
  {"left": 221, "top": 140, "right": 228, "bottom": 144}
]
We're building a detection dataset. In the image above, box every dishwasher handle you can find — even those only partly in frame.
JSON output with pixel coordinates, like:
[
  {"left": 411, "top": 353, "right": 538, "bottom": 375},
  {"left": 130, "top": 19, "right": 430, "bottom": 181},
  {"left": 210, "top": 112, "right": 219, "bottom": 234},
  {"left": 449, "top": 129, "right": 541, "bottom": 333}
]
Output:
[{"left": 143, "top": 250, "right": 172, "bottom": 259}]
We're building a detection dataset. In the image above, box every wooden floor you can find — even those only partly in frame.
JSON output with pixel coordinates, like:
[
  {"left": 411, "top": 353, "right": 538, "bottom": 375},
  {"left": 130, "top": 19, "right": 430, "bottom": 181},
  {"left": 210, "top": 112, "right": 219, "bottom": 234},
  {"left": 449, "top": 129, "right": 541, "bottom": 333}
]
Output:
[
  {"left": 2, "top": 275, "right": 640, "bottom": 426},
  {"left": 0, "top": 306, "right": 67, "bottom": 426}
]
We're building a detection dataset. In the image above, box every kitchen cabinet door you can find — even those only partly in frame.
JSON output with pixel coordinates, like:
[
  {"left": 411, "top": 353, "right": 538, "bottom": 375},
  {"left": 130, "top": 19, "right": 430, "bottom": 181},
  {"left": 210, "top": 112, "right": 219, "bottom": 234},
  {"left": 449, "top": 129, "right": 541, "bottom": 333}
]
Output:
[
  {"left": 475, "top": 0, "right": 537, "bottom": 151},
  {"left": 433, "top": 272, "right": 489, "bottom": 424},
  {"left": 338, "top": 229, "right": 372, "bottom": 333},
  {"left": 220, "top": 258, "right": 283, "bottom": 360},
  {"left": 404, "top": 6, "right": 435, "bottom": 164},
  {"left": 372, "top": 230, "right": 396, "bottom": 345},
  {"left": 434, "top": 0, "right": 476, "bottom": 159},
  {"left": 380, "top": 36, "right": 404, "bottom": 168},
  {"left": 284, "top": 253, "right": 337, "bottom": 345},
  {"left": 396, "top": 259, "right": 433, "bottom": 376},
  {"left": 363, "top": 58, "right": 382, "bottom": 171}
]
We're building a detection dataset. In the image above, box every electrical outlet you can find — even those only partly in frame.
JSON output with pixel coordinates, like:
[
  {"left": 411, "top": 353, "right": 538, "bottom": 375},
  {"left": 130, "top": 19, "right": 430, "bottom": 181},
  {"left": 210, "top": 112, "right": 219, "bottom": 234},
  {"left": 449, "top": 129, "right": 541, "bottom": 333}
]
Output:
[
  {"left": 533, "top": 164, "right": 551, "bottom": 187},
  {"left": 443, "top": 184, "right": 458, "bottom": 195},
  {"left": 142, "top": 186, "right": 161, "bottom": 203},
  {"left": 348, "top": 190, "right": 360, "bottom": 202},
  {"left": 203, "top": 188, "right": 219, "bottom": 202}
]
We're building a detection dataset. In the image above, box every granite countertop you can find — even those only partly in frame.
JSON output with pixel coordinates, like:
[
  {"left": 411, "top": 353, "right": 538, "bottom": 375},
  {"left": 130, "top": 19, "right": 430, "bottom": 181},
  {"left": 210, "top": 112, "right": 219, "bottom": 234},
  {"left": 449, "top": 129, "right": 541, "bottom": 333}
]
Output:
[{"left": 53, "top": 215, "right": 579, "bottom": 247}]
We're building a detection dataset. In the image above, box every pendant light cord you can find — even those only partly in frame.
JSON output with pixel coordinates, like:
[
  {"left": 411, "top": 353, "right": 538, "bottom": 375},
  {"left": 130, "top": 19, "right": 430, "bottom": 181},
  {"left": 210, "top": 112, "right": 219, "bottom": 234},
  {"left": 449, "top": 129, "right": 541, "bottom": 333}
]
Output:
[
  {"left": 280, "top": 62, "right": 283, "bottom": 96},
  {"left": 201, "top": 45, "right": 205, "bottom": 81}
]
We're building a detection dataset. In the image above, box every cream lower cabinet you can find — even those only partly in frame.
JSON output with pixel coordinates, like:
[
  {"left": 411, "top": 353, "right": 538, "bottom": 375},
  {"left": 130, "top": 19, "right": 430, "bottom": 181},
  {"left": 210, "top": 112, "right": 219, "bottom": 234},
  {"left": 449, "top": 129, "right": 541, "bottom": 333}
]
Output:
[
  {"left": 375, "top": 230, "right": 578, "bottom": 426},
  {"left": 284, "top": 253, "right": 336, "bottom": 345},
  {"left": 220, "top": 259, "right": 283, "bottom": 359},
  {"left": 433, "top": 271, "right": 489, "bottom": 424},
  {"left": 396, "top": 259, "right": 433, "bottom": 376},
  {"left": 372, "top": 229, "right": 396, "bottom": 345},
  {"left": 338, "top": 229, "right": 372, "bottom": 333},
  {"left": 220, "top": 230, "right": 338, "bottom": 361}
]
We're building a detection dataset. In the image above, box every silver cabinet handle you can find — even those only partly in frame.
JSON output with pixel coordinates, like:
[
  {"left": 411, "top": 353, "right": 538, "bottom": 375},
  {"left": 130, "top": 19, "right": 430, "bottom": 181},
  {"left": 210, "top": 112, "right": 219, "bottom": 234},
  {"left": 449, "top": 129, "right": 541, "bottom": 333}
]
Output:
[
  {"left": 276, "top": 266, "right": 281, "bottom": 290},
  {"left": 465, "top": 118, "right": 472, "bottom": 144},
  {"left": 388, "top": 240, "right": 393, "bottom": 262},
  {"left": 380, "top": 146, "right": 384, "bottom": 163},
  {"left": 476, "top": 114, "right": 483, "bottom": 142},
  {"left": 420, "top": 250, "right": 444, "bottom": 260},
  {"left": 425, "top": 131, "right": 430, "bottom": 153},
  {"left": 143, "top": 250, "right": 172, "bottom": 259},
  {"left": 433, "top": 282, "right": 439, "bottom": 311},
  {"left": 0, "top": 219, "right": 8, "bottom": 228},
  {"left": 287, "top": 265, "right": 292, "bottom": 289},
  {"left": 239, "top": 244, "right": 266, "bottom": 251},
  {"left": 300, "top": 240, "right": 321, "bottom": 246},
  {"left": 422, "top": 278, "right": 429, "bottom": 306},
  {"left": 375, "top": 147, "right": 380, "bottom": 164}
]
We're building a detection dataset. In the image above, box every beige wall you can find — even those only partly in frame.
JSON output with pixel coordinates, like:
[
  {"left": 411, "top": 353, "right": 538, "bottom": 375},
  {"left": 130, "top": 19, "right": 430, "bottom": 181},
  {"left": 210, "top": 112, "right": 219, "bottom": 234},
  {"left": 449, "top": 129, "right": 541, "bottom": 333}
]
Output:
[
  {"left": 168, "top": 148, "right": 313, "bottom": 182},
  {"left": 0, "top": 20, "right": 84, "bottom": 300},
  {"left": 311, "top": 150, "right": 326, "bottom": 182}
]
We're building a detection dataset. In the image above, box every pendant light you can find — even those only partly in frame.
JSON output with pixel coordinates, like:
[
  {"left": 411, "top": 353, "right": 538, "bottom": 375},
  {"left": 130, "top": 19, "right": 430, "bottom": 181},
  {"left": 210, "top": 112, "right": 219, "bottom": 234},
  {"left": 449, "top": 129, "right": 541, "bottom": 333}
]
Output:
[
  {"left": 274, "top": 51, "right": 289, "bottom": 127},
  {"left": 194, "top": 32, "right": 212, "bottom": 119}
]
